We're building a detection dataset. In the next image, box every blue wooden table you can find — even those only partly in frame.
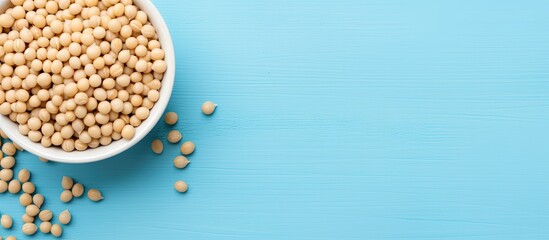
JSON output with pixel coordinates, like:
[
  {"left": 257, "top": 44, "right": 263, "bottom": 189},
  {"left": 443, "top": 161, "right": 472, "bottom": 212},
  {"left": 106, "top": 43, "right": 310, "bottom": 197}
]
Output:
[{"left": 2, "top": 0, "right": 549, "bottom": 239}]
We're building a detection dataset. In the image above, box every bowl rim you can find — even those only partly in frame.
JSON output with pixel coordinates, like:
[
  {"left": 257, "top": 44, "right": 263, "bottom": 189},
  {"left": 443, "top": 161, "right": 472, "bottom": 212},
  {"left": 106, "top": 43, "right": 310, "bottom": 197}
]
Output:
[{"left": 0, "top": 0, "right": 175, "bottom": 163}]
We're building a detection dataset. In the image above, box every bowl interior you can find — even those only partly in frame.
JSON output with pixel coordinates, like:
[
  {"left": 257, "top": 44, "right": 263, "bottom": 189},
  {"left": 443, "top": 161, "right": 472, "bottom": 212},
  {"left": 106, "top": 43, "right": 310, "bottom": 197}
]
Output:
[{"left": 0, "top": 0, "right": 175, "bottom": 163}]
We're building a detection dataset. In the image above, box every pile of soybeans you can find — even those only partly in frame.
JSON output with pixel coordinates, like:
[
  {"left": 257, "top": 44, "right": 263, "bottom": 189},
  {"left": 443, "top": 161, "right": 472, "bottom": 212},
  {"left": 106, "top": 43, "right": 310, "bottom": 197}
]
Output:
[{"left": 0, "top": 0, "right": 167, "bottom": 152}]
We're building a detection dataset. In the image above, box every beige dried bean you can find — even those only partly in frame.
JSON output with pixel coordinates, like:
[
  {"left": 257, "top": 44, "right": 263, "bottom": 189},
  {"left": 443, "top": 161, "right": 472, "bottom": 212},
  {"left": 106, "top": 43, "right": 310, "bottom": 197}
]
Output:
[
  {"left": 121, "top": 125, "right": 135, "bottom": 140},
  {"left": 173, "top": 156, "right": 190, "bottom": 169},
  {"left": 8, "top": 179, "right": 20, "bottom": 193},
  {"left": 167, "top": 130, "right": 182, "bottom": 143},
  {"left": 25, "top": 204, "right": 39, "bottom": 217},
  {"left": 61, "top": 176, "right": 73, "bottom": 190},
  {"left": 60, "top": 189, "right": 73, "bottom": 203},
  {"left": 21, "top": 213, "right": 34, "bottom": 223},
  {"left": 0, "top": 169, "right": 13, "bottom": 181},
  {"left": 180, "top": 141, "right": 195, "bottom": 155},
  {"left": 174, "top": 180, "right": 188, "bottom": 193},
  {"left": 51, "top": 223, "right": 63, "bottom": 237},
  {"left": 22, "top": 181, "right": 35, "bottom": 194},
  {"left": 33, "top": 193, "right": 44, "bottom": 207},
  {"left": 201, "top": 101, "right": 217, "bottom": 115},
  {"left": 40, "top": 221, "right": 52, "bottom": 233},
  {"left": 72, "top": 183, "right": 84, "bottom": 197},
  {"left": 0, "top": 156, "right": 15, "bottom": 168},
  {"left": 19, "top": 193, "right": 32, "bottom": 206},
  {"left": 1, "top": 214, "right": 13, "bottom": 229},
  {"left": 0, "top": 180, "right": 7, "bottom": 193},
  {"left": 151, "top": 139, "right": 163, "bottom": 154},
  {"left": 18, "top": 168, "right": 30, "bottom": 182},
  {"left": 87, "top": 188, "right": 103, "bottom": 201},
  {"left": 38, "top": 210, "right": 52, "bottom": 222},
  {"left": 59, "top": 209, "right": 71, "bottom": 225},
  {"left": 164, "top": 112, "right": 178, "bottom": 125},
  {"left": 2, "top": 143, "right": 16, "bottom": 156},
  {"left": 22, "top": 222, "right": 37, "bottom": 235}
]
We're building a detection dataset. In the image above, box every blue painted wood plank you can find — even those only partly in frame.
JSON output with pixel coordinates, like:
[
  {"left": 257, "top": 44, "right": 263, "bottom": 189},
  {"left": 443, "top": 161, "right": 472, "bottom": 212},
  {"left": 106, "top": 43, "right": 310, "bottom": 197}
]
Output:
[{"left": 2, "top": 0, "right": 549, "bottom": 239}]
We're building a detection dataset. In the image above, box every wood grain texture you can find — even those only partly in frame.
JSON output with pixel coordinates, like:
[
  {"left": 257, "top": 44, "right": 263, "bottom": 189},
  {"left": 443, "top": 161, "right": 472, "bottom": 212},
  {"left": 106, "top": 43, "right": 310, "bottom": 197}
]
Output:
[{"left": 2, "top": 0, "right": 549, "bottom": 239}]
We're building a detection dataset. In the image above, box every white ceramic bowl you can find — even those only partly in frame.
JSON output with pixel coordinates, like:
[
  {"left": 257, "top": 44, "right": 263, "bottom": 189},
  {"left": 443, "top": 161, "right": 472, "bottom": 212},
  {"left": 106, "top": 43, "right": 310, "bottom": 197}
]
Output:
[{"left": 0, "top": 0, "right": 175, "bottom": 163}]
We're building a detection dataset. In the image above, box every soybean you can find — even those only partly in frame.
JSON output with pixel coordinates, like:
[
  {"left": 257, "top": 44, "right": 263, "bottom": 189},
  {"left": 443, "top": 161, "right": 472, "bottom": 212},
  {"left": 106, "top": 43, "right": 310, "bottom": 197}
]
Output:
[
  {"left": 201, "top": 101, "right": 217, "bottom": 115},
  {"left": 19, "top": 193, "right": 32, "bottom": 206},
  {"left": 180, "top": 141, "right": 195, "bottom": 155},
  {"left": 8, "top": 179, "right": 21, "bottom": 193},
  {"left": 173, "top": 156, "right": 190, "bottom": 169},
  {"left": 22, "top": 222, "right": 37, "bottom": 235},
  {"left": 151, "top": 139, "right": 163, "bottom": 154},
  {"left": 60, "top": 189, "right": 73, "bottom": 203},
  {"left": 17, "top": 169, "right": 30, "bottom": 182},
  {"left": 51, "top": 224, "right": 63, "bottom": 237},
  {"left": 167, "top": 130, "right": 182, "bottom": 143},
  {"left": 33, "top": 193, "right": 44, "bottom": 207},
  {"left": 61, "top": 176, "right": 73, "bottom": 190},
  {"left": 72, "top": 183, "right": 84, "bottom": 197},
  {"left": 40, "top": 221, "right": 52, "bottom": 233},
  {"left": 87, "top": 188, "right": 103, "bottom": 201},
  {"left": 174, "top": 180, "right": 188, "bottom": 193},
  {"left": 164, "top": 112, "right": 178, "bottom": 125},
  {"left": 59, "top": 210, "right": 71, "bottom": 225},
  {"left": 1, "top": 214, "right": 12, "bottom": 229},
  {"left": 39, "top": 210, "right": 53, "bottom": 222}
]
